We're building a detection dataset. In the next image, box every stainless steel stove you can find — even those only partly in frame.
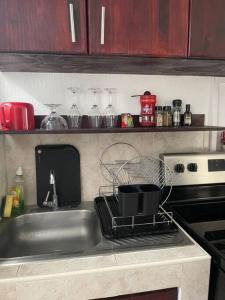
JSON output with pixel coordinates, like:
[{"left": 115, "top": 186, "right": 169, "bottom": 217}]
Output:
[{"left": 161, "top": 152, "right": 225, "bottom": 300}]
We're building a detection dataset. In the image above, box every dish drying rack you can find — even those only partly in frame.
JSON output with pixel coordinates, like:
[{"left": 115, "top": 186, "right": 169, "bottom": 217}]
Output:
[
  {"left": 96, "top": 143, "right": 176, "bottom": 238},
  {"left": 95, "top": 185, "right": 177, "bottom": 239}
]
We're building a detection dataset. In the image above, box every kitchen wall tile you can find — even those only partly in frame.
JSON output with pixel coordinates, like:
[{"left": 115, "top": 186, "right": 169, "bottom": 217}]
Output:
[
  {"left": 0, "top": 282, "right": 17, "bottom": 300},
  {"left": 16, "top": 278, "right": 65, "bottom": 300},
  {"left": 0, "top": 265, "right": 19, "bottom": 280},
  {"left": 181, "top": 259, "right": 210, "bottom": 300},
  {"left": 2, "top": 131, "right": 208, "bottom": 204},
  {"left": 152, "top": 131, "right": 208, "bottom": 154},
  {"left": 17, "top": 259, "right": 67, "bottom": 278},
  {"left": 64, "top": 254, "right": 117, "bottom": 273},
  {"left": 65, "top": 263, "right": 182, "bottom": 300},
  {"left": 4, "top": 134, "right": 41, "bottom": 205},
  {"left": 16, "top": 254, "right": 117, "bottom": 277},
  {"left": 114, "top": 245, "right": 207, "bottom": 266}
]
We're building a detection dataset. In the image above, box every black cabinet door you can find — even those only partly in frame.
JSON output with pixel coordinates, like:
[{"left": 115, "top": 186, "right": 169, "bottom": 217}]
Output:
[{"left": 95, "top": 288, "right": 177, "bottom": 300}]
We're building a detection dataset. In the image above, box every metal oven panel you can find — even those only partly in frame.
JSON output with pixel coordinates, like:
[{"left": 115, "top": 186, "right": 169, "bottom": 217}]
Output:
[{"left": 161, "top": 153, "right": 225, "bottom": 186}]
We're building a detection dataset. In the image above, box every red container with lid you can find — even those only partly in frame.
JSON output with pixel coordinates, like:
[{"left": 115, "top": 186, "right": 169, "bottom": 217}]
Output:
[
  {"left": 139, "top": 92, "right": 156, "bottom": 127},
  {"left": 0, "top": 102, "right": 35, "bottom": 131},
  {"left": 222, "top": 131, "right": 225, "bottom": 143}
]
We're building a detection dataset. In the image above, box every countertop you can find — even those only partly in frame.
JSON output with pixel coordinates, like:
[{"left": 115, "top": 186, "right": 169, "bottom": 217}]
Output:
[{"left": 0, "top": 205, "right": 211, "bottom": 300}]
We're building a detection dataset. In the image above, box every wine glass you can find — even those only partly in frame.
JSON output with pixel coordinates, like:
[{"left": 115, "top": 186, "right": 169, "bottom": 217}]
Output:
[
  {"left": 67, "top": 87, "right": 81, "bottom": 128},
  {"left": 40, "top": 104, "right": 68, "bottom": 130},
  {"left": 88, "top": 88, "right": 102, "bottom": 128},
  {"left": 103, "top": 88, "right": 117, "bottom": 128}
]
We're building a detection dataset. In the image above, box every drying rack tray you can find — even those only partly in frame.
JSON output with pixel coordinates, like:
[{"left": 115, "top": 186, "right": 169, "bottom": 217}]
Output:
[{"left": 95, "top": 196, "right": 178, "bottom": 239}]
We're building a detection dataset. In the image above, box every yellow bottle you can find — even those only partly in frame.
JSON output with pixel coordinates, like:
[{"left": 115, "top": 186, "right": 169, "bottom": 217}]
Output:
[
  {"left": 3, "top": 195, "right": 13, "bottom": 218},
  {"left": 12, "top": 166, "right": 25, "bottom": 214}
]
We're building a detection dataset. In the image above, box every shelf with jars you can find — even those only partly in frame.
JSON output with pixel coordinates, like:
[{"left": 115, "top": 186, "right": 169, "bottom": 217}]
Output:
[{"left": 0, "top": 114, "right": 224, "bottom": 135}]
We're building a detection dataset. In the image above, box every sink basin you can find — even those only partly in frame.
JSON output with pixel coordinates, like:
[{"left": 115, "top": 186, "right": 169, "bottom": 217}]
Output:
[
  {"left": 0, "top": 209, "right": 102, "bottom": 259},
  {"left": 0, "top": 203, "right": 192, "bottom": 264}
]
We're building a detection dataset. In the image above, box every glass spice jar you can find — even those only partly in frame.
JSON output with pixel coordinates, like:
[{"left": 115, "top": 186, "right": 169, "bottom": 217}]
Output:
[
  {"left": 172, "top": 99, "right": 182, "bottom": 127},
  {"left": 163, "top": 106, "right": 172, "bottom": 127},
  {"left": 155, "top": 106, "right": 163, "bottom": 127}
]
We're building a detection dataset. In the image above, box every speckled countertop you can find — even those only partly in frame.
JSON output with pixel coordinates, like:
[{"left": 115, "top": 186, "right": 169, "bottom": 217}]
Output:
[{"left": 0, "top": 223, "right": 210, "bottom": 300}]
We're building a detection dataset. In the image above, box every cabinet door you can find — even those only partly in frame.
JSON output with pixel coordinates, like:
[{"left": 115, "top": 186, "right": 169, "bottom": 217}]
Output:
[
  {"left": 88, "top": 0, "right": 189, "bottom": 57},
  {"left": 96, "top": 288, "right": 177, "bottom": 300},
  {"left": 0, "top": 0, "right": 87, "bottom": 53},
  {"left": 189, "top": 0, "right": 225, "bottom": 59}
]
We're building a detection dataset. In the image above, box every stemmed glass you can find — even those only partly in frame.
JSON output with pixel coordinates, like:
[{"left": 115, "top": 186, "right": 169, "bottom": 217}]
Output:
[
  {"left": 67, "top": 87, "right": 81, "bottom": 129},
  {"left": 103, "top": 88, "right": 117, "bottom": 128},
  {"left": 88, "top": 88, "right": 102, "bottom": 128},
  {"left": 40, "top": 104, "right": 68, "bottom": 130}
]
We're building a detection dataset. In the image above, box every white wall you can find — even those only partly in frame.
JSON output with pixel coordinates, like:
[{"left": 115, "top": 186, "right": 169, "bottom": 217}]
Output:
[{"left": 0, "top": 72, "right": 214, "bottom": 125}]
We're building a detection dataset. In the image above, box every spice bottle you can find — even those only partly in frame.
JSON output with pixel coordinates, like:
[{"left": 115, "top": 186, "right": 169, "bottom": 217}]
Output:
[
  {"left": 155, "top": 106, "right": 163, "bottom": 127},
  {"left": 172, "top": 99, "right": 182, "bottom": 127},
  {"left": 163, "top": 106, "right": 172, "bottom": 127},
  {"left": 183, "top": 104, "right": 192, "bottom": 126}
]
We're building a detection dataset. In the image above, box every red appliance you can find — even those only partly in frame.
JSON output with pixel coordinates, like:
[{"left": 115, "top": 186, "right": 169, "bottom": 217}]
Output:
[
  {"left": 133, "top": 91, "right": 156, "bottom": 127},
  {"left": 0, "top": 102, "right": 35, "bottom": 131}
]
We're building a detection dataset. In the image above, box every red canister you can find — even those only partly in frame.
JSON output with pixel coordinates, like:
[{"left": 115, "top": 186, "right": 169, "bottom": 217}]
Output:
[
  {"left": 0, "top": 102, "right": 35, "bottom": 131},
  {"left": 139, "top": 92, "right": 156, "bottom": 127}
]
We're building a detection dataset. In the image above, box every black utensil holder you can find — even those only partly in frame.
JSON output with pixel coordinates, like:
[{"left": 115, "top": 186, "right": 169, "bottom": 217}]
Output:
[
  {"left": 118, "top": 185, "right": 139, "bottom": 216},
  {"left": 118, "top": 184, "right": 161, "bottom": 216},
  {"left": 139, "top": 184, "right": 161, "bottom": 215}
]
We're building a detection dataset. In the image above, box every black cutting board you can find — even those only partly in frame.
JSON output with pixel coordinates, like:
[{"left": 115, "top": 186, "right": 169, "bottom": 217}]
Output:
[{"left": 35, "top": 144, "right": 81, "bottom": 207}]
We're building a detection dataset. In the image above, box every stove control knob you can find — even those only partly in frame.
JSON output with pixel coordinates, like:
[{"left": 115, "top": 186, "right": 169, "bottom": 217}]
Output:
[
  {"left": 174, "top": 164, "right": 185, "bottom": 173},
  {"left": 187, "top": 163, "right": 198, "bottom": 172}
]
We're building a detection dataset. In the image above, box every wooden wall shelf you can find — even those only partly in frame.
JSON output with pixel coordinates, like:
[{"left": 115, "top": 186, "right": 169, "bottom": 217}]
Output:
[
  {"left": 0, "top": 126, "right": 224, "bottom": 135},
  {"left": 1, "top": 53, "right": 225, "bottom": 76}
]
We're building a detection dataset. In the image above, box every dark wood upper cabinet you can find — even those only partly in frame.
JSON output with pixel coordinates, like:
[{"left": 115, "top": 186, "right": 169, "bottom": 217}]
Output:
[
  {"left": 0, "top": 0, "right": 87, "bottom": 54},
  {"left": 189, "top": 0, "right": 225, "bottom": 59},
  {"left": 88, "top": 0, "right": 189, "bottom": 57},
  {"left": 95, "top": 288, "right": 177, "bottom": 300}
]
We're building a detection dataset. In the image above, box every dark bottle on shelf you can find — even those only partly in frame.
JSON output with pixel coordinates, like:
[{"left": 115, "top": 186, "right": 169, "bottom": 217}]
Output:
[{"left": 183, "top": 104, "right": 192, "bottom": 126}]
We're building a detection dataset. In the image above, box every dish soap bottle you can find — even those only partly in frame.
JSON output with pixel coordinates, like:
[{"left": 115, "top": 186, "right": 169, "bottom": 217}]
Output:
[{"left": 11, "top": 166, "right": 25, "bottom": 214}]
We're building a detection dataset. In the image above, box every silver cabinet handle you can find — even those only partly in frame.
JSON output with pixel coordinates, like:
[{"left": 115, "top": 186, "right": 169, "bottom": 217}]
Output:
[
  {"left": 69, "top": 3, "right": 76, "bottom": 43},
  {"left": 100, "top": 6, "right": 106, "bottom": 45}
]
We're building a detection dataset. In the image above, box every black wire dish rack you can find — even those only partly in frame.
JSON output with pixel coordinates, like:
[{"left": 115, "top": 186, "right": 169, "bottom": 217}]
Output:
[
  {"left": 95, "top": 186, "right": 178, "bottom": 239},
  {"left": 95, "top": 186, "right": 177, "bottom": 239},
  {"left": 96, "top": 144, "right": 177, "bottom": 239}
]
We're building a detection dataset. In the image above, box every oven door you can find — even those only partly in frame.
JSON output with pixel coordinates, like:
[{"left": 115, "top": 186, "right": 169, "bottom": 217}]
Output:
[
  {"left": 210, "top": 260, "right": 225, "bottom": 300},
  {"left": 167, "top": 200, "right": 225, "bottom": 300}
]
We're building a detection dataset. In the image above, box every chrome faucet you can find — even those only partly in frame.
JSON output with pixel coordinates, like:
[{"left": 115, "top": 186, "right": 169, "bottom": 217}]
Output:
[{"left": 43, "top": 170, "right": 58, "bottom": 209}]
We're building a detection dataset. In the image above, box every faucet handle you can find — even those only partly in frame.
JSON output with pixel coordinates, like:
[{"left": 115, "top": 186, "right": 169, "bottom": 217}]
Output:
[{"left": 43, "top": 190, "right": 50, "bottom": 207}]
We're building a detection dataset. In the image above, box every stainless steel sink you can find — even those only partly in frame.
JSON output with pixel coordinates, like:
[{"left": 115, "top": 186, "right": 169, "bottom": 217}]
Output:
[
  {"left": 0, "top": 202, "right": 192, "bottom": 264},
  {"left": 0, "top": 209, "right": 102, "bottom": 259}
]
